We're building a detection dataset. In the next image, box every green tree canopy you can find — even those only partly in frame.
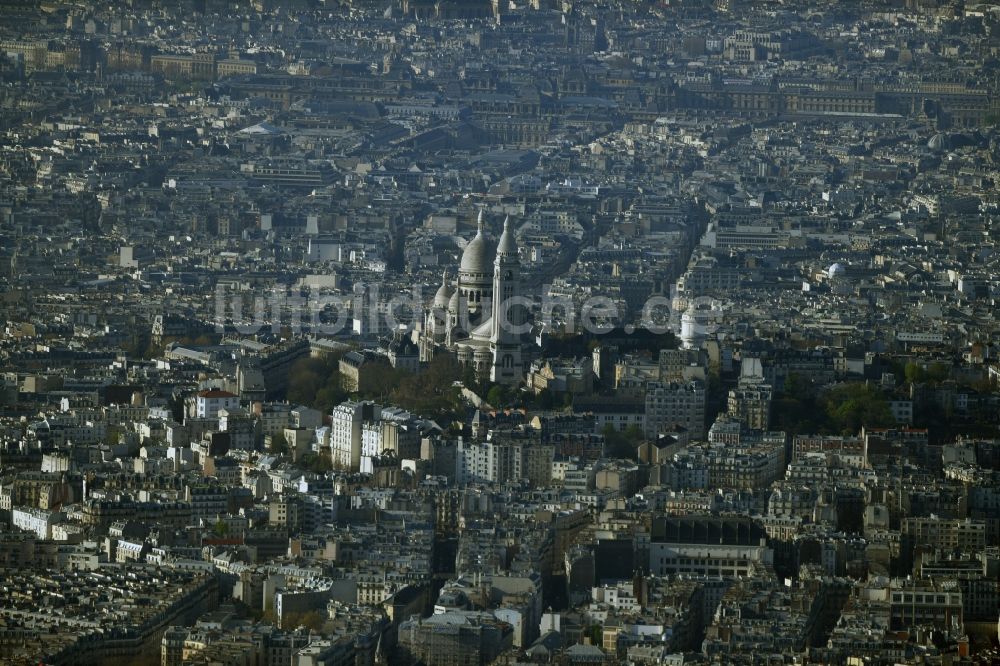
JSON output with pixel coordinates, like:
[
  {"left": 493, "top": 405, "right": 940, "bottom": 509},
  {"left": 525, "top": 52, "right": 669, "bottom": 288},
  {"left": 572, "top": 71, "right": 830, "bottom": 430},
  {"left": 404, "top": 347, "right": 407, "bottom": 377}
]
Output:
[
  {"left": 821, "top": 383, "right": 895, "bottom": 434},
  {"left": 601, "top": 423, "right": 645, "bottom": 459},
  {"left": 268, "top": 431, "right": 289, "bottom": 456},
  {"left": 390, "top": 355, "right": 466, "bottom": 419},
  {"left": 287, "top": 353, "right": 347, "bottom": 413},
  {"left": 281, "top": 609, "right": 326, "bottom": 632}
]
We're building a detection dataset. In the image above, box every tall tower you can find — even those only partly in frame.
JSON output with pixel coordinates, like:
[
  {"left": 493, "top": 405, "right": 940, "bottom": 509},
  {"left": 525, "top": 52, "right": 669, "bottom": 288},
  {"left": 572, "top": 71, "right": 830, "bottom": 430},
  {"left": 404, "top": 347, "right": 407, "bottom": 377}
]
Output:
[{"left": 490, "top": 216, "right": 524, "bottom": 384}]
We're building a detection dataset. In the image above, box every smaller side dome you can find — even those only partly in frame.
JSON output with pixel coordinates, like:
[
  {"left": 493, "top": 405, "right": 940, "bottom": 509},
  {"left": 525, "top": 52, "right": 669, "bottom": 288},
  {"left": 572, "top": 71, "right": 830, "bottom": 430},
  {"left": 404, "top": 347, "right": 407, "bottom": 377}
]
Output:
[{"left": 433, "top": 271, "right": 454, "bottom": 309}]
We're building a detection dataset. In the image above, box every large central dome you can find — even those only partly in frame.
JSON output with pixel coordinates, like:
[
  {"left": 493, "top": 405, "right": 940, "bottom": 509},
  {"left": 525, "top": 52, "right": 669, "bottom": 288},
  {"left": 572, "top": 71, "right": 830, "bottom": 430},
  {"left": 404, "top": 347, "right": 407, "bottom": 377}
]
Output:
[
  {"left": 457, "top": 210, "right": 493, "bottom": 316},
  {"left": 459, "top": 227, "right": 490, "bottom": 274},
  {"left": 459, "top": 210, "right": 492, "bottom": 281}
]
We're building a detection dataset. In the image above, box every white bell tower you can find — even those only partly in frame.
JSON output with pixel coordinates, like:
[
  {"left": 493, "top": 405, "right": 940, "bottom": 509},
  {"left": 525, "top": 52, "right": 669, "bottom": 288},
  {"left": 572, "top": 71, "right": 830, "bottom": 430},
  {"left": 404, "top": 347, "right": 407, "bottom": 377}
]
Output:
[{"left": 490, "top": 216, "right": 524, "bottom": 384}]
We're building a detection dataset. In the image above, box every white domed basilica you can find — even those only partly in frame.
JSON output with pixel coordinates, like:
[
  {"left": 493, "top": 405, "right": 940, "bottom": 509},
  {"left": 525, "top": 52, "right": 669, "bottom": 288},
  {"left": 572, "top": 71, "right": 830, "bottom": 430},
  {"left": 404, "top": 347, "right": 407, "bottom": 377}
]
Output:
[{"left": 417, "top": 211, "right": 530, "bottom": 385}]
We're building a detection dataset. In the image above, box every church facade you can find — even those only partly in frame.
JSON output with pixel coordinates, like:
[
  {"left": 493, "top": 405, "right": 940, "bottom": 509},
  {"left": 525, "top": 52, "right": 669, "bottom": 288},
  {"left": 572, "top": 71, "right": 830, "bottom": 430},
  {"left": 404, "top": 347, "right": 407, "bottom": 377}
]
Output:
[{"left": 417, "top": 212, "right": 530, "bottom": 385}]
